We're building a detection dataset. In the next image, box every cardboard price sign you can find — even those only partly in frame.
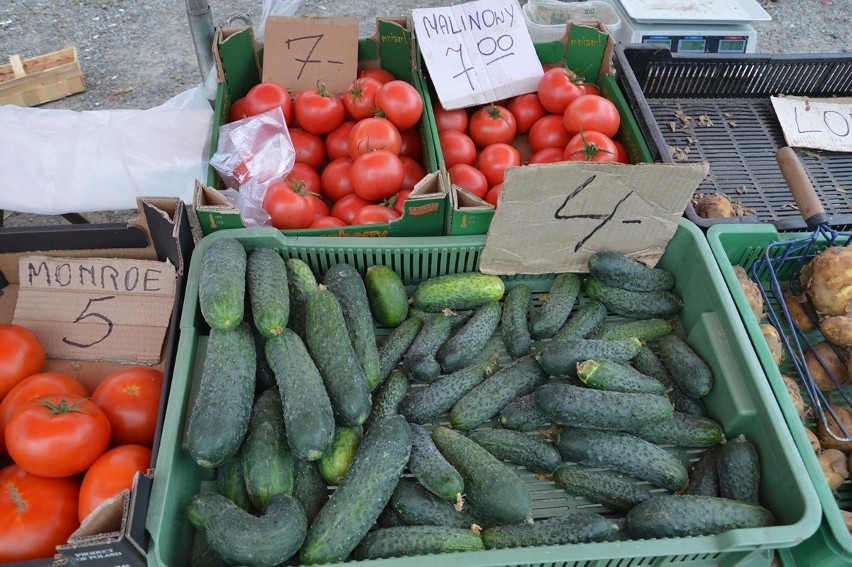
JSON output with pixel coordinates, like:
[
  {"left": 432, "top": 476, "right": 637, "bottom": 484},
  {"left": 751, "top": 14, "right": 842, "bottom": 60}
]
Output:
[
  {"left": 262, "top": 16, "right": 359, "bottom": 95},
  {"left": 480, "top": 161, "right": 710, "bottom": 275},
  {"left": 771, "top": 96, "right": 852, "bottom": 153},
  {"left": 12, "top": 256, "right": 176, "bottom": 364},
  {"left": 413, "top": 0, "right": 543, "bottom": 110}
]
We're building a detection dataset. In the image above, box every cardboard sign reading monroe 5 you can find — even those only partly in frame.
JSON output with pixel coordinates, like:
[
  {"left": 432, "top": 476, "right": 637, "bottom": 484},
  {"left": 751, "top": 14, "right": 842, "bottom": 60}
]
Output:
[
  {"left": 13, "top": 256, "right": 176, "bottom": 364},
  {"left": 771, "top": 96, "right": 852, "bottom": 153}
]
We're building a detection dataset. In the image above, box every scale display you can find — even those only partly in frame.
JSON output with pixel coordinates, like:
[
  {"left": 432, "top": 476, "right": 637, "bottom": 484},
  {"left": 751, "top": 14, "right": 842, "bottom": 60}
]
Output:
[{"left": 641, "top": 34, "right": 749, "bottom": 53}]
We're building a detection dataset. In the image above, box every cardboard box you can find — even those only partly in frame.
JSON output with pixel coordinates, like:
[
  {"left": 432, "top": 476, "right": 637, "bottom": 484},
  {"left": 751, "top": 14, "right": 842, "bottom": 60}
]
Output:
[{"left": 0, "top": 198, "right": 192, "bottom": 566}]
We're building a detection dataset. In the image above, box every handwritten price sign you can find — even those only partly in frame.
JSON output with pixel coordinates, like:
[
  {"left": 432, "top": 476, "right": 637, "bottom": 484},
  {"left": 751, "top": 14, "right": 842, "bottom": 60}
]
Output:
[
  {"left": 413, "top": 0, "right": 543, "bottom": 109},
  {"left": 771, "top": 96, "right": 852, "bottom": 153}
]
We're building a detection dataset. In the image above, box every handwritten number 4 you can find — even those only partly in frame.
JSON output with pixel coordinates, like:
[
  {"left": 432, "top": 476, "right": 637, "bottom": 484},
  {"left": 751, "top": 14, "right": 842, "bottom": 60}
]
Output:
[
  {"left": 554, "top": 175, "right": 637, "bottom": 252},
  {"left": 63, "top": 296, "right": 115, "bottom": 348}
]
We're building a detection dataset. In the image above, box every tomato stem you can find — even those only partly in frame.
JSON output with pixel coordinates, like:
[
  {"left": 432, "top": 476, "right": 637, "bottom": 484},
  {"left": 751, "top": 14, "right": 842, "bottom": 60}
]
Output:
[
  {"left": 7, "top": 482, "right": 26, "bottom": 515},
  {"left": 39, "top": 398, "right": 86, "bottom": 414}
]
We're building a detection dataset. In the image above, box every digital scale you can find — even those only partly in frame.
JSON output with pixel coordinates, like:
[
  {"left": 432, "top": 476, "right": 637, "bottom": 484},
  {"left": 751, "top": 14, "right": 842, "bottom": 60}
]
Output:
[{"left": 597, "top": 0, "right": 772, "bottom": 53}]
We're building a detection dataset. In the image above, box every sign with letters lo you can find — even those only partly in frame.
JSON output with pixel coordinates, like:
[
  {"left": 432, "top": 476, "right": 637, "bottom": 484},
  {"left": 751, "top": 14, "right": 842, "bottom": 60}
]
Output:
[
  {"left": 771, "top": 96, "right": 852, "bottom": 153},
  {"left": 13, "top": 256, "right": 176, "bottom": 364}
]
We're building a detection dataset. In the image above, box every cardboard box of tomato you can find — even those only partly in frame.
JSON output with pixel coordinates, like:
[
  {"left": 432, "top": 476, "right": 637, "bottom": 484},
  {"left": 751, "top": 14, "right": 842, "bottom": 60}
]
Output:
[{"left": 0, "top": 198, "right": 191, "bottom": 566}]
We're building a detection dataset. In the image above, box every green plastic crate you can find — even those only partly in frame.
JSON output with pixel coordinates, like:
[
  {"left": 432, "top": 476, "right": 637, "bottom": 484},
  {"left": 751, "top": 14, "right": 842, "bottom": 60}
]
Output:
[
  {"left": 708, "top": 223, "right": 852, "bottom": 566},
  {"left": 146, "top": 219, "right": 819, "bottom": 566}
]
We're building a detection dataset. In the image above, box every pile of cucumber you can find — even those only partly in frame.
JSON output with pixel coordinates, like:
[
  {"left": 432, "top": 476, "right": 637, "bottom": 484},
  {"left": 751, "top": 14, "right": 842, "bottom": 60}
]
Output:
[{"left": 184, "top": 237, "right": 775, "bottom": 566}]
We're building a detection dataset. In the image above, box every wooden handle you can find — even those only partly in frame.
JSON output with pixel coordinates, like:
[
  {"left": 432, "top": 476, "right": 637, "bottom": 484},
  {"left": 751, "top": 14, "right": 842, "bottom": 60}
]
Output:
[{"left": 776, "top": 147, "right": 826, "bottom": 228}]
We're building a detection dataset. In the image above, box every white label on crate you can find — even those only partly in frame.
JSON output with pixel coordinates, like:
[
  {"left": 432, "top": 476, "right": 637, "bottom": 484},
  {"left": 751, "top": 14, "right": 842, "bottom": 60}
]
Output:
[
  {"left": 12, "top": 256, "right": 176, "bottom": 364},
  {"left": 771, "top": 96, "right": 852, "bottom": 153},
  {"left": 413, "top": 0, "right": 543, "bottom": 110}
]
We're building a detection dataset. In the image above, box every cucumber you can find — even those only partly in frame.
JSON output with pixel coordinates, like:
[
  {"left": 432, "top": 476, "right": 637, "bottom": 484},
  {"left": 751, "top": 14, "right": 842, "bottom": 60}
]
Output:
[
  {"left": 450, "top": 355, "right": 548, "bottom": 431},
  {"left": 412, "top": 272, "right": 505, "bottom": 312},
  {"left": 403, "top": 311, "right": 453, "bottom": 383},
  {"left": 364, "top": 369, "right": 410, "bottom": 430},
  {"left": 557, "top": 427, "right": 689, "bottom": 492},
  {"left": 585, "top": 277, "right": 683, "bottom": 320},
  {"left": 285, "top": 257, "right": 318, "bottom": 339},
  {"left": 530, "top": 273, "right": 581, "bottom": 339},
  {"left": 353, "top": 526, "right": 484, "bottom": 560},
  {"left": 409, "top": 307, "right": 473, "bottom": 328},
  {"left": 323, "top": 263, "right": 381, "bottom": 391},
  {"left": 186, "top": 322, "right": 256, "bottom": 468},
  {"left": 365, "top": 265, "right": 409, "bottom": 327},
  {"left": 300, "top": 415, "right": 412, "bottom": 565},
  {"left": 634, "top": 411, "right": 725, "bottom": 448},
  {"left": 632, "top": 345, "right": 707, "bottom": 417},
  {"left": 265, "top": 329, "right": 335, "bottom": 461},
  {"left": 577, "top": 358, "right": 668, "bottom": 395},
  {"left": 436, "top": 301, "right": 502, "bottom": 373},
  {"left": 501, "top": 284, "right": 532, "bottom": 358},
  {"left": 658, "top": 334, "right": 714, "bottom": 398},
  {"left": 305, "top": 288, "right": 372, "bottom": 426},
  {"left": 432, "top": 426, "right": 532, "bottom": 526},
  {"left": 377, "top": 503, "right": 408, "bottom": 528},
  {"left": 717, "top": 434, "right": 761, "bottom": 504},
  {"left": 319, "top": 425, "right": 363, "bottom": 485},
  {"left": 187, "top": 492, "right": 307, "bottom": 567},
  {"left": 536, "top": 337, "right": 642, "bottom": 377},
  {"left": 246, "top": 248, "right": 289, "bottom": 337},
  {"left": 499, "top": 391, "right": 551, "bottom": 432},
  {"left": 216, "top": 450, "right": 253, "bottom": 513},
  {"left": 553, "top": 466, "right": 652, "bottom": 512},
  {"left": 588, "top": 251, "right": 675, "bottom": 292},
  {"left": 552, "top": 300, "right": 608, "bottom": 341},
  {"left": 292, "top": 457, "right": 329, "bottom": 523},
  {"left": 536, "top": 383, "right": 673, "bottom": 432},
  {"left": 408, "top": 424, "right": 465, "bottom": 501},
  {"left": 589, "top": 318, "right": 675, "bottom": 342},
  {"left": 399, "top": 357, "right": 499, "bottom": 425},
  {"left": 199, "top": 237, "right": 246, "bottom": 330},
  {"left": 481, "top": 511, "right": 614, "bottom": 549},
  {"left": 377, "top": 316, "right": 422, "bottom": 387},
  {"left": 468, "top": 428, "right": 562, "bottom": 473},
  {"left": 251, "top": 329, "right": 275, "bottom": 393},
  {"left": 685, "top": 444, "right": 723, "bottom": 497},
  {"left": 241, "top": 387, "right": 294, "bottom": 509},
  {"left": 388, "top": 478, "right": 479, "bottom": 528},
  {"left": 625, "top": 495, "right": 775, "bottom": 538}
]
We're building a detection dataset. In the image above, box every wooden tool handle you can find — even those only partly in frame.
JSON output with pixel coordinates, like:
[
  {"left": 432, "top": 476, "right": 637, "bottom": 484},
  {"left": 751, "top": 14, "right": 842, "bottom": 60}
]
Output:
[{"left": 776, "top": 147, "right": 826, "bottom": 228}]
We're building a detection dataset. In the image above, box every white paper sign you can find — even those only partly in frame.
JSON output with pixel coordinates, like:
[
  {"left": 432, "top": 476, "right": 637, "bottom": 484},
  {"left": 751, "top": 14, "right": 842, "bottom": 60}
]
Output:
[
  {"left": 771, "top": 96, "right": 852, "bottom": 153},
  {"left": 413, "top": 0, "right": 543, "bottom": 110}
]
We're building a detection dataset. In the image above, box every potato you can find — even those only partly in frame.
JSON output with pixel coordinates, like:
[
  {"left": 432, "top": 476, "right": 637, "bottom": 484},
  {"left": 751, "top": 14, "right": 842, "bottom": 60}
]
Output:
[
  {"left": 782, "top": 374, "right": 806, "bottom": 419},
  {"left": 819, "top": 448, "right": 849, "bottom": 490},
  {"left": 821, "top": 315, "right": 852, "bottom": 348},
  {"left": 733, "top": 265, "right": 764, "bottom": 321},
  {"left": 761, "top": 324, "right": 785, "bottom": 366},
  {"left": 805, "top": 247, "right": 852, "bottom": 316},
  {"left": 817, "top": 404, "right": 852, "bottom": 453},
  {"left": 695, "top": 193, "right": 736, "bottom": 218},
  {"left": 783, "top": 290, "right": 817, "bottom": 332},
  {"left": 805, "top": 341, "right": 847, "bottom": 391},
  {"left": 806, "top": 427, "right": 821, "bottom": 452}
]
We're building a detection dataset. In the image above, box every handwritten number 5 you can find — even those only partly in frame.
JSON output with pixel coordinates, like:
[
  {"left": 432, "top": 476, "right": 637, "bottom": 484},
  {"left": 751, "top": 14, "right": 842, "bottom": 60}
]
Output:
[{"left": 63, "top": 296, "right": 115, "bottom": 348}]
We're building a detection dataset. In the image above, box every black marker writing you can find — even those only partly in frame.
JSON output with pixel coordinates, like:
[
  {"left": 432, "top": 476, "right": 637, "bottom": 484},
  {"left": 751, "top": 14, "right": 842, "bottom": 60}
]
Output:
[{"left": 554, "top": 175, "right": 638, "bottom": 252}]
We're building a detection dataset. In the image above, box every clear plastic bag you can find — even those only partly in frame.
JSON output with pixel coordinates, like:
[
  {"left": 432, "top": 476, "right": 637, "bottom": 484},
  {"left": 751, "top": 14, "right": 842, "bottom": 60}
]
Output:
[{"left": 255, "top": 0, "right": 303, "bottom": 43}]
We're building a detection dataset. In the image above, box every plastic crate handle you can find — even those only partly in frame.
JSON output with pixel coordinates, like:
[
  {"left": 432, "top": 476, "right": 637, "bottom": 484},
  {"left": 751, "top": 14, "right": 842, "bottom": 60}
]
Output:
[{"left": 777, "top": 147, "right": 826, "bottom": 229}]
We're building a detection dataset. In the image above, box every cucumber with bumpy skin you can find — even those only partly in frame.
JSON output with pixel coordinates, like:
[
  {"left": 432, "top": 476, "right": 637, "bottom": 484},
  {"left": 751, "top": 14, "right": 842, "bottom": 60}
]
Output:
[
  {"left": 625, "top": 495, "right": 775, "bottom": 538},
  {"left": 553, "top": 466, "right": 652, "bottom": 512},
  {"left": 319, "top": 425, "right": 362, "bottom": 485},
  {"left": 403, "top": 312, "right": 453, "bottom": 383},
  {"left": 634, "top": 411, "right": 724, "bottom": 448},
  {"left": 216, "top": 451, "right": 253, "bottom": 513},
  {"left": 377, "top": 316, "right": 422, "bottom": 387},
  {"left": 499, "top": 391, "right": 551, "bottom": 432},
  {"left": 407, "top": 424, "right": 465, "bottom": 502},
  {"left": 364, "top": 369, "right": 409, "bottom": 430},
  {"left": 658, "top": 334, "right": 714, "bottom": 399},
  {"left": 481, "top": 511, "right": 614, "bottom": 549},
  {"left": 717, "top": 434, "right": 761, "bottom": 504},
  {"left": 501, "top": 284, "right": 533, "bottom": 358},
  {"left": 685, "top": 444, "right": 723, "bottom": 497},
  {"left": 552, "top": 300, "right": 608, "bottom": 341},
  {"left": 412, "top": 272, "right": 505, "bottom": 312},
  {"left": 589, "top": 318, "right": 675, "bottom": 341},
  {"left": 388, "top": 478, "right": 479, "bottom": 528},
  {"left": 577, "top": 358, "right": 668, "bottom": 395},
  {"left": 632, "top": 345, "right": 706, "bottom": 416},
  {"left": 536, "top": 337, "right": 642, "bottom": 377},
  {"left": 246, "top": 248, "right": 289, "bottom": 337},
  {"left": 437, "top": 301, "right": 502, "bottom": 373},
  {"left": 468, "top": 428, "right": 562, "bottom": 473},
  {"left": 353, "top": 526, "right": 484, "bottom": 560},
  {"left": 586, "top": 278, "right": 683, "bottom": 320},
  {"left": 588, "top": 251, "right": 675, "bottom": 292},
  {"left": 241, "top": 387, "right": 294, "bottom": 509},
  {"left": 293, "top": 457, "right": 329, "bottom": 523},
  {"left": 199, "top": 237, "right": 246, "bottom": 330},
  {"left": 530, "top": 273, "right": 580, "bottom": 339},
  {"left": 285, "top": 257, "right": 317, "bottom": 339}
]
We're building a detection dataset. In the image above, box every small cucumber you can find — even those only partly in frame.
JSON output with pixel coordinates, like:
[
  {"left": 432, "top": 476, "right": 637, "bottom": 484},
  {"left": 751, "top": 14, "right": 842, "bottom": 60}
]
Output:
[
  {"left": 436, "top": 301, "right": 502, "bottom": 373},
  {"left": 409, "top": 307, "right": 473, "bottom": 328},
  {"left": 501, "top": 284, "right": 533, "bottom": 358},
  {"left": 246, "top": 248, "right": 289, "bottom": 337},
  {"left": 251, "top": 329, "right": 276, "bottom": 393},
  {"left": 658, "top": 334, "right": 714, "bottom": 398},
  {"left": 588, "top": 251, "right": 675, "bottom": 292},
  {"left": 293, "top": 457, "right": 329, "bottom": 523},
  {"left": 412, "top": 272, "right": 505, "bottom": 312},
  {"left": 408, "top": 424, "right": 465, "bottom": 501},
  {"left": 717, "top": 434, "right": 761, "bottom": 504},
  {"left": 589, "top": 318, "right": 675, "bottom": 341},
  {"left": 632, "top": 345, "right": 707, "bottom": 416},
  {"left": 530, "top": 273, "right": 581, "bottom": 339},
  {"left": 634, "top": 411, "right": 725, "bottom": 448},
  {"left": 625, "top": 495, "right": 775, "bottom": 538},
  {"left": 216, "top": 451, "right": 253, "bottom": 513},
  {"left": 365, "top": 265, "right": 409, "bottom": 327},
  {"left": 468, "top": 428, "right": 563, "bottom": 473},
  {"left": 577, "top": 358, "right": 668, "bottom": 395},
  {"left": 499, "top": 391, "right": 551, "bottom": 432},
  {"left": 685, "top": 444, "right": 723, "bottom": 497},
  {"left": 481, "top": 511, "right": 614, "bottom": 549},
  {"left": 285, "top": 257, "right": 318, "bottom": 339},
  {"left": 403, "top": 312, "right": 453, "bottom": 383},
  {"left": 364, "top": 369, "right": 410, "bottom": 430},
  {"left": 241, "top": 387, "right": 294, "bottom": 510},
  {"left": 319, "top": 425, "right": 363, "bottom": 485},
  {"left": 353, "top": 526, "right": 484, "bottom": 560},
  {"left": 586, "top": 277, "right": 683, "bottom": 320},
  {"left": 553, "top": 466, "right": 652, "bottom": 512},
  {"left": 377, "top": 316, "right": 422, "bottom": 387},
  {"left": 198, "top": 237, "right": 246, "bottom": 330},
  {"left": 552, "top": 300, "right": 608, "bottom": 341},
  {"left": 388, "top": 478, "right": 479, "bottom": 528},
  {"left": 536, "top": 337, "right": 642, "bottom": 377}
]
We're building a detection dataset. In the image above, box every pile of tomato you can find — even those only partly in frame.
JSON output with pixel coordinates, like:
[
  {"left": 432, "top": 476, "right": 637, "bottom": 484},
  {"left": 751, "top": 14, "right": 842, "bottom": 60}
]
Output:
[
  {"left": 0, "top": 324, "right": 163, "bottom": 562},
  {"left": 436, "top": 66, "right": 629, "bottom": 208},
  {"left": 229, "top": 68, "right": 426, "bottom": 229}
]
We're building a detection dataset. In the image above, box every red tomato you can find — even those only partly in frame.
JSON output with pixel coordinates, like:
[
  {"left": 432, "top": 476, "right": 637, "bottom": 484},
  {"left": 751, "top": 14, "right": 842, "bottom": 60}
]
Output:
[
  {"left": 528, "top": 147, "right": 565, "bottom": 164},
  {"left": 307, "top": 194, "right": 330, "bottom": 219},
  {"left": 399, "top": 128, "right": 423, "bottom": 160},
  {"left": 438, "top": 130, "right": 477, "bottom": 169},
  {"left": 290, "top": 128, "right": 327, "bottom": 170},
  {"left": 477, "top": 143, "right": 521, "bottom": 187},
  {"left": 6, "top": 394, "right": 111, "bottom": 477},
  {"left": 284, "top": 163, "right": 322, "bottom": 196},
  {"left": 263, "top": 180, "right": 316, "bottom": 229},
  {"left": 309, "top": 216, "right": 347, "bottom": 228},
  {"left": 563, "top": 94, "right": 620, "bottom": 138},
  {"left": 449, "top": 164, "right": 489, "bottom": 199},
  {"left": 331, "top": 194, "right": 373, "bottom": 224},
  {"left": 228, "top": 96, "right": 249, "bottom": 122},
  {"left": 613, "top": 139, "right": 630, "bottom": 164},
  {"left": 507, "top": 93, "right": 547, "bottom": 134},
  {"left": 359, "top": 68, "right": 396, "bottom": 84},
  {"left": 536, "top": 67, "right": 584, "bottom": 114},
  {"left": 321, "top": 157, "right": 356, "bottom": 202},
  {"left": 0, "top": 325, "right": 46, "bottom": 401},
  {"left": 400, "top": 156, "right": 427, "bottom": 192},
  {"left": 432, "top": 103, "right": 469, "bottom": 133},
  {"left": 468, "top": 104, "right": 517, "bottom": 149},
  {"left": 245, "top": 81, "right": 293, "bottom": 124},
  {"left": 348, "top": 117, "right": 402, "bottom": 158},
  {"left": 528, "top": 114, "right": 572, "bottom": 153},
  {"left": 294, "top": 83, "right": 345, "bottom": 135},
  {"left": 485, "top": 183, "right": 502, "bottom": 207},
  {"left": 342, "top": 77, "right": 382, "bottom": 121},
  {"left": 351, "top": 204, "right": 401, "bottom": 225},
  {"left": 0, "top": 372, "right": 88, "bottom": 455},
  {"left": 563, "top": 131, "right": 620, "bottom": 163},
  {"left": 325, "top": 121, "right": 356, "bottom": 161},
  {"left": 581, "top": 82, "right": 601, "bottom": 96},
  {"left": 351, "top": 150, "right": 405, "bottom": 202},
  {"left": 375, "top": 80, "right": 423, "bottom": 130},
  {"left": 90, "top": 366, "right": 162, "bottom": 448},
  {"left": 392, "top": 189, "right": 412, "bottom": 216},
  {"left": 0, "top": 463, "right": 80, "bottom": 562},
  {"left": 78, "top": 444, "right": 151, "bottom": 523}
]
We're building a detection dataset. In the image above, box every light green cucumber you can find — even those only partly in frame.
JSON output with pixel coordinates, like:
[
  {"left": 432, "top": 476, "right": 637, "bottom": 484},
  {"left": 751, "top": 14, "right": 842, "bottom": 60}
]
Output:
[
  {"left": 577, "top": 358, "right": 668, "bottom": 395},
  {"left": 501, "top": 284, "right": 532, "bottom": 358},
  {"left": 198, "top": 237, "right": 246, "bottom": 330},
  {"left": 530, "top": 273, "right": 580, "bottom": 339},
  {"left": 412, "top": 272, "right": 505, "bottom": 312},
  {"left": 436, "top": 300, "right": 502, "bottom": 373},
  {"left": 365, "top": 265, "right": 409, "bottom": 327},
  {"left": 319, "top": 425, "right": 363, "bottom": 485},
  {"left": 246, "top": 248, "right": 289, "bottom": 337}
]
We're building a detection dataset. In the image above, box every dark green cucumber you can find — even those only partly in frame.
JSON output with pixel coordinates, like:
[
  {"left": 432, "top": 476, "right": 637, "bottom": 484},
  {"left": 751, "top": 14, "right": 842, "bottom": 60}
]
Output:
[
  {"left": 199, "top": 237, "right": 246, "bottom": 330},
  {"left": 499, "top": 391, "right": 551, "bottom": 432},
  {"left": 403, "top": 311, "right": 453, "bottom": 383},
  {"left": 353, "top": 526, "right": 484, "bottom": 560},
  {"left": 658, "top": 334, "right": 714, "bottom": 398},
  {"left": 685, "top": 444, "right": 723, "bottom": 497},
  {"left": 187, "top": 492, "right": 307, "bottom": 567},
  {"left": 319, "top": 425, "right": 363, "bottom": 485},
  {"left": 364, "top": 369, "right": 410, "bottom": 430},
  {"left": 577, "top": 358, "right": 668, "bottom": 395},
  {"left": 536, "top": 383, "right": 673, "bottom": 432},
  {"left": 399, "top": 357, "right": 499, "bottom": 425},
  {"left": 717, "top": 434, "right": 761, "bottom": 504},
  {"left": 557, "top": 426, "right": 689, "bottom": 492},
  {"left": 634, "top": 411, "right": 724, "bottom": 448},
  {"left": 251, "top": 329, "right": 275, "bottom": 393},
  {"left": 241, "top": 387, "right": 294, "bottom": 509},
  {"left": 377, "top": 503, "right": 408, "bottom": 528},
  {"left": 589, "top": 318, "right": 675, "bottom": 341},
  {"left": 305, "top": 289, "right": 371, "bottom": 426},
  {"left": 553, "top": 300, "right": 608, "bottom": 341},
  {"left": 530, "top": 273, "right": 581, "bottom": 339},
  {"left": 246, "top": 248, "right": 289, "bottom": 337},
  {"left": 632, "top": 345, "right": 707, "bottom": 417},
  {"left": 409, "top": 307, "right": 473, "bottom": 328},
  {"left": 323, "top": 263, "right": 381, "bottom": 391},
  {"left": 412, "top": 272, "right": 505, "bottom": 312},
  {"left": 481, "top": 511, "right": 614, "bottom": 549},
  {"left": 450, "top": 355, "right": 549, "bottom": 431},
  {"left": 436, "top": 301, "right": 502, "bottom": 373},
  {"left": 378, "top": 316, "right": 422, "bottom": 387},
  {"left": 300, "top": 415, "right": 412, "bottom": 565},
  {"left": 388, "top": 478, "right": 479, "bottom": 528},
  {"left": 553, "top": 466, "right": 652, "bottom": 512},
  {"left": 432, "top": 426, "right": 532, "bottom": 526},
  {"left": 625, "top": 495, "right": 775, "bottom": 538},
  {"left": 588, "top": 251, "right": 675, "bottom": 292},
  {"left": 536, "top": 337, "right": 642, "bottom": 377},
  {"left": 293, "top": 457, "right": 329, "bottom": 523},
  {"left": 408, "top": 424, "right": 465, "bottom": 501},
  {"left": 186, "top": 322, "right": 256, "bottom": 468},
  {"left": 265, "top": 329, "right": 335, "bottom": 461},
  {"left": 216, "top": 450, "right": 253, "bottom": 513},
  {"left": 365, "top": 265, "right": 409, "bottom": 327},
  {"left": 468, "top": 428, "right": 562, "bottom": 473},
  {"left": 501, "top": 284, "right": 532, "bottom": 358},
  {"left": 586, "top": 277, "right": 683, "bottom": 319},
  {"left": 285, "top": 257, "right": 318, "bottom": 339}
]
